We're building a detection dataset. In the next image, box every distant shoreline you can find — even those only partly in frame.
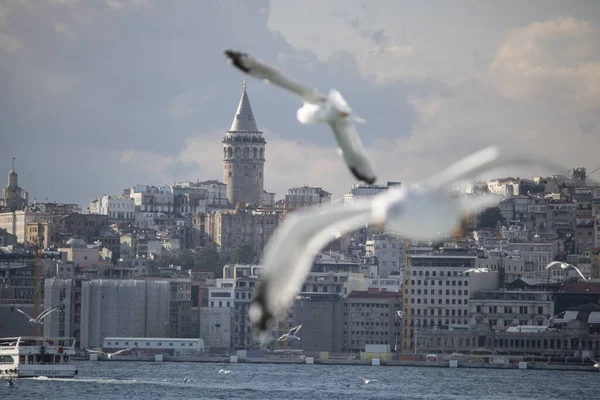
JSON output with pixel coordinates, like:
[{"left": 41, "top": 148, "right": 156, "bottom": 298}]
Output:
[{"left": 73, "top": 356, "right": 599, "bottom": 372}]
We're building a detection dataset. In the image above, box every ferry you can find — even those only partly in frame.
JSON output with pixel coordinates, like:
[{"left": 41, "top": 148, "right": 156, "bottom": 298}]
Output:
[{"left": 0, "top": 336, "right": 78, "bottom": 378}]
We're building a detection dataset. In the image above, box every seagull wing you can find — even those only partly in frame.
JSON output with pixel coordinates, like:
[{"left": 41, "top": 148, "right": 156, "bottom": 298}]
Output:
[
  {"left": 423, "top": 146, "right": 568, "bottom": 192},
  {"left": 544, "top": 261, "right": 563, "bottom": 270},
  {"left": 37, "top": 307, "right": 59, "bottom": 321},
  {"left": 224, "top": 50, "right": 325, "bottom": 104},
  {"left": 571, "top": 265, "right": 588, "bottom": 281},
  {"left": 250, "top": 202, "right": 373, "bottom": 337},
  {"left": 458, "top": 194, "right": 503, "bottom": 215},
  {"left": 15, "top": 308, "right": 34, "bottom": 320},
  {"left": 329, "top": 118, "right": 377, "bottom": 185},
  {"left": 111, "top": 345, "right": 137, "bottom": 356}
]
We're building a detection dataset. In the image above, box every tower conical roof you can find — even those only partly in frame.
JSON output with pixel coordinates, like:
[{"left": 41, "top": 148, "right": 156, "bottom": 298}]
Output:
[{"left": 229, "top": 79, "right": 260, "bottom": 132}]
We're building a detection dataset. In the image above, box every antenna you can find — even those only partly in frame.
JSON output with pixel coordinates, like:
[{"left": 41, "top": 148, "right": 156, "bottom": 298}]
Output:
[
  {"left": 12, "top": 156, "right": 15, "bottom": 170},
  {"left": 586, "top": 166, "right": 600, "bottom": 179}
]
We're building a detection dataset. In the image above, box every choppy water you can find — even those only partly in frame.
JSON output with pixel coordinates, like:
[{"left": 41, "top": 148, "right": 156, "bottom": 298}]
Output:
[{"left": 1, "top": 361, "right": 599, "bottom": 399}]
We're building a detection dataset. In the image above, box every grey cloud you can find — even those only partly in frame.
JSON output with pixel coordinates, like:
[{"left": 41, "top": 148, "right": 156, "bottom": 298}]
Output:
[
  {"left": 5, "top": 0, "right": 597, "bottom": 207},
  {"left": 163, "top": 159, "right": 201, "bottom": 179}
]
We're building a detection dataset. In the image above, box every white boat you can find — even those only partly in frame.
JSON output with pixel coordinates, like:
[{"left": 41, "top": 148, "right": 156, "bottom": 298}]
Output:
[{"left": 0, "top": 336, "right": 78, "bottom": 378}]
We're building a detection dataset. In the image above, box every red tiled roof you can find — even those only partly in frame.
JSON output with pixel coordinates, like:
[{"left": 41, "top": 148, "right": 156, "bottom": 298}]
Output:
[{"left": 560, "top": 283, "right": 600, "bottom": 294}]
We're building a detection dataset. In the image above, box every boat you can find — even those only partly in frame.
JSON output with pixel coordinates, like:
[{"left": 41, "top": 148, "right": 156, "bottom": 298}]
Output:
[{"left": 0, "top": 336, "right": 78, "bottom": 378}]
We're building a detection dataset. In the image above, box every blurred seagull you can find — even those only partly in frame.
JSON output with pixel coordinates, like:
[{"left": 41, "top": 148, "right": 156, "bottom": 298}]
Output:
[
  {"left": 218, "top": 369, "right": 231, "bottom": 374},
  {"left": 224, "top": 50, "right": 377, "bottom": 185},
  {"left": 360, "top": 376, "right": 378, "bottom": 384},
  {"left": 277, "top": 325, "right": 302, "bottom": 342},
  {"left": 248, "top": 146, "right": 569, "bottom": 340},
  {"left": 15, "top": 306, "right": 59, "bottom": 325},
  {"left": 183, "top": 377, "right": 195, "bottom": 383},
  {"left": 459, "top": 268, "right": 490, "bottom": 275},
  {"left": 85, "top": 345, "right": 138, "bottom": 360},
  {"left": 544, "top": 261, "right": 588, "bottom": 282}
]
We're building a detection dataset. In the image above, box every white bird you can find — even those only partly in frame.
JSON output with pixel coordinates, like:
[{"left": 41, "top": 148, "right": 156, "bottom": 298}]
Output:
[
  {"left": 218, "top": 369, "right": 231, "bottom": 374},
  {"left": 224, "top": 50, "right": 377, "bottom": 185},
  {"left": 85, "top": 345, "right": 138, "bottom": 360},
  {"left": 396, "top": 311, "right": 405, "bottom": 319},
  {"left": 15, "top": 306, "right": 59, "bottom": 325},
  {"left": 248, "top": 146, "right": 568, "bottom": 340},
  {"left": 459, "top": 268, "right": 490, "bottom": 275},
  {"left": 360, "top": 376, "right": 378, "bottom": 384},
  {"left": 544, "top": 261, "right": 588, "bottom": 282},
  {"left": 277, "top": 325, "right": 302, "bottom": 342},
  {"left": 183, "top": 377, "right": 195, "bottom": 383}
]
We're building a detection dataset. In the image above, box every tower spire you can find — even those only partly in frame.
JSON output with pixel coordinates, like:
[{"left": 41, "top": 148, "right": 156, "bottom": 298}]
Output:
[
  {"left": 229, "top": 77, "right": 259, "bottom": 132},
  {"left": 12, "top": 157, "right": 15, "bottom": 171}
]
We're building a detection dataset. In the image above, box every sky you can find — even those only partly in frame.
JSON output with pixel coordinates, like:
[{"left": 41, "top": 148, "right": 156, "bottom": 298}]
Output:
[{"left": 1, "top": 0, "right": 599, "bottom": 207}]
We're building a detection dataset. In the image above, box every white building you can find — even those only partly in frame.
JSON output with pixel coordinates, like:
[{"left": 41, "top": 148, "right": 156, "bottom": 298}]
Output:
[
  {"left": 200, "top": 307, "right": 233, "bottom": 350},
  {"left": 207, "top": 278, "right": 235, "bottom": 308},
  {"left": 505, "top": 242, "right": 556, "bottom": 279},
  {"left": 342, "top": 182, "right": 401, "bottom": 204},
  {"left": 102, "top": 337, "right": 203, "bottom": 356},
  {"left": 469, "top": 290, "right": 554, "bottom": 329},
  {"left": 365, "top": 234, "right": 402, "bottom": 278},
  {"left": 284, "top": 186, "right": 331, "bottom": 209},
  {"left": 128, "top": 185, "right": 175, "bottom": 213},
  {"left": 196, "top": 180, "right": 228, "bottom": 206},
  {"left": 89, "top": 195, "right": 135, "bottom": 220},
  {"left": 363, "top": 277, "right": 402, "bottom": 292},
  {"left": 409, "top": 254, "right": 499, "bottom": 328},
  {"left": 476, "top": 251, "right": 526, "bottom": 284}
]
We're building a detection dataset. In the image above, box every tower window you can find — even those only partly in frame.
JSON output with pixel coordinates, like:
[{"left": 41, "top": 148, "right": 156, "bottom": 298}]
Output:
[
  {"left": 228, "top": 172, "right": 232, "bottom": 177},
  {"left": 259, "top": 173, "right": 262, "bottom": 178}
]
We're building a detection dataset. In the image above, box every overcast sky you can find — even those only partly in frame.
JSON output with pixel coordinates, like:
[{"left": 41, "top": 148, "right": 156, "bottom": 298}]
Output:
[{"left": 1, "top": 0, "right": 599, "bottom": 206}]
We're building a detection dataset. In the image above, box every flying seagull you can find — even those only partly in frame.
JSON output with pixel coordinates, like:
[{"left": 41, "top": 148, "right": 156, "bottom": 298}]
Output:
[
  {"left": 184, "top": 377, "right": 195, "bottom": 383},
  {"left": 85, "top": 345, "right": 138, "bottom": 360},
  {"left": 360, "top": 376, "right": 378, "bottom": 384},
  {"left": 277, "top": 325, "right": 302, "bottom": 342},
  {"left": 218, "top": 369, "right": 231, "bottom": 374},
  {"left": 15, "top": 306, "right": 60, "bottom": 325},
  {"left": 248, "top": 146, "right": 569, "bottom": 340},
  {"left": 544, "top": 261, "right": 588, "bottom": 282},
  {"left": 224, "top": 50, "right": 377, "bottom": 185},
  {"left": 459, "top": 268, "right": 491, "bottom": 275}
]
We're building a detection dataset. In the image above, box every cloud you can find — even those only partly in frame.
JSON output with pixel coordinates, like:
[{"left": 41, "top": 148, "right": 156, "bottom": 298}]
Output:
[
  {"left": 1, "top": 1, "right": 599, "bottom": 209},
  {"left": 357, "top": 45, "right": 416, "bottom": 85},
  {"left": 490, "top": 16, "right": 600, "bottom": 110}
]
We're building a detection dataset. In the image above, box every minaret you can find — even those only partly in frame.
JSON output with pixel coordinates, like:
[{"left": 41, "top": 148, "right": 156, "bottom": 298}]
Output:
[{"left": 223, "top": 78, "right": 266, "bottom": 206}]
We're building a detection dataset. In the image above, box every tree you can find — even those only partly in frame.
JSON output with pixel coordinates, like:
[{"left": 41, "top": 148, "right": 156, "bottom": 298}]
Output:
[
  {"left": 157, "top": 249, "right": 192, "bottom": 269},
  {"left": 192, "top": 244, "right": 221, "bottom": 274},
  {"left": 232, "top": 243, "right": 256, "bottom": 264},
  {"left": 477, "top": 207, "right": 504, "bottom": 229}
]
